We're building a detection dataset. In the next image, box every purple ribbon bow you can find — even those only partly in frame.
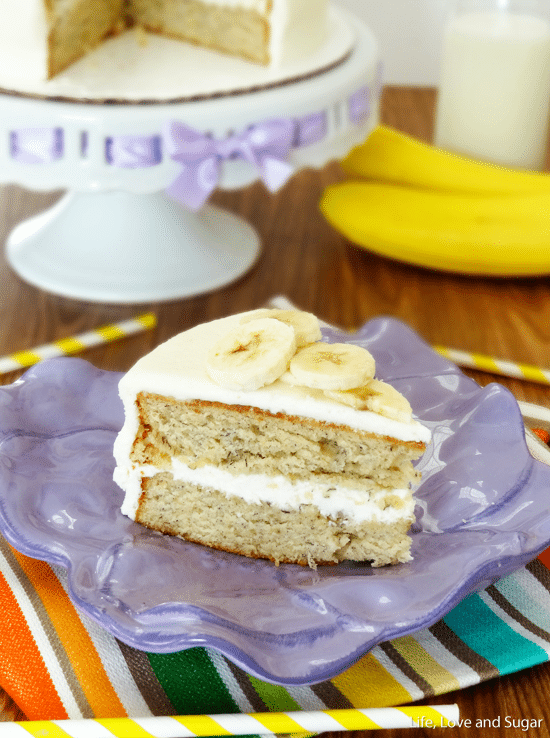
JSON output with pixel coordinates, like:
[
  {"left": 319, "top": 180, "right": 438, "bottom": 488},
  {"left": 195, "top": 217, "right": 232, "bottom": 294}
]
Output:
[{"left": 165, "top": 119, "right": 296, "bottom": 211}]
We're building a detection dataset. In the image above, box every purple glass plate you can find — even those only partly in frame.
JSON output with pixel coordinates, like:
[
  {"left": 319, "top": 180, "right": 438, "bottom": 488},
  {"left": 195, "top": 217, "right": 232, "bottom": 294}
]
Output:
[{"left": 1, "top": 317, "right": 550, "bottom": 686}]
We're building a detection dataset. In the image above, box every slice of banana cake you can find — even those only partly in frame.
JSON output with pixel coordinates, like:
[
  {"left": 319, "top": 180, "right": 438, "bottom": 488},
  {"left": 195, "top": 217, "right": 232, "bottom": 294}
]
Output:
[{"left": 113, "top": 309, "right": 431, "bottom": 567}]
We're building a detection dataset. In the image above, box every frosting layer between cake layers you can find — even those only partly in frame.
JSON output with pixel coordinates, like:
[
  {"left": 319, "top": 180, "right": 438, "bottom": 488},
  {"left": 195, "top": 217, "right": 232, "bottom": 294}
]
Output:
[
  {"left": 116, "top": 459, "right": 415, "bottom": 523},
  {"left": 113, "top": 312, "right": 431, "bottom": 523}
]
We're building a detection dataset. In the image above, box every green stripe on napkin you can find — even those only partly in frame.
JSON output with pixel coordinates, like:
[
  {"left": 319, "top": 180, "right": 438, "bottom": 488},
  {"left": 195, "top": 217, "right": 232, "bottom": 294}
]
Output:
[{"left": 147, "top": 649, "right": 238, "bottom": 714}]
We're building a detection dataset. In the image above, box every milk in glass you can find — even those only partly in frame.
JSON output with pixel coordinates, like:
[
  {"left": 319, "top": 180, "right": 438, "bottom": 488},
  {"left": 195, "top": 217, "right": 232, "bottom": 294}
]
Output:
[{"left": 435, "top": 3, "right": 550, "bottom": 170}]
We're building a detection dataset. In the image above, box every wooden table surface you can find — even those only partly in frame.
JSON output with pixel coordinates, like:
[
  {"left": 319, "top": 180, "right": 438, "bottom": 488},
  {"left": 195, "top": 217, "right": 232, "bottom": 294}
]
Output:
[{"left": 1, "top": 86, "right": 550, "bottom": 734}]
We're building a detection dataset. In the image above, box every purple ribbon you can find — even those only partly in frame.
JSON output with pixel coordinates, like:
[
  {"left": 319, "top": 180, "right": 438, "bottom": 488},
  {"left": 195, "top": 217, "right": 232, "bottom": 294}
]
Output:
[
  {"left": 165, "top": 119, "right": 296, "bottom": 211},
  {"left": 106, "top": 135, "right": 162, "bottom": 168},
  {"left": 10, "top": 128, "right": 63, "bottom": 164},
  {"left": 348, "top": 85, "right": 371, "bottom": 124},
  {"left": 294, "top": 111, "right": 328, "bottom": 147},
  {"left": 7, "top": 84, "right": 374, "bottom": 212}
]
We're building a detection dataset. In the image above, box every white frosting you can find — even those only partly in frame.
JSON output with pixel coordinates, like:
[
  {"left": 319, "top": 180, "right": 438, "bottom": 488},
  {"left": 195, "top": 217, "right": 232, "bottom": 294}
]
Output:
[
  {"left": 0, "top": 0, "right": 329, "bottom": 93},
  {"left": 115, "top": 457, "right": 415, "bottom": 525},
  {"left": 0, "top": 0, "right": 49, "bottom": 86},
  {"left": 266, "top": 0, "right": 329, "bottom": 67}
]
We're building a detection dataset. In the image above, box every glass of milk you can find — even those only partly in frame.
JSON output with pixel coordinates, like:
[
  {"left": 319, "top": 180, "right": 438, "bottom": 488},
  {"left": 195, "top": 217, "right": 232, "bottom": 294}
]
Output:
[{"left": 434, "top": 0, "right": 550, "bottom": 170}]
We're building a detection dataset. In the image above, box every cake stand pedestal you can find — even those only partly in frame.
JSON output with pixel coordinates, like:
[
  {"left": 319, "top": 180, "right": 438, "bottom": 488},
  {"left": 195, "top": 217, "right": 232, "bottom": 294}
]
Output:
[
  {"left": 7, "top": 192, "right": 260, "bottom": 303},
  {"left": 0, "top": 7, "right": 379, "bottom": 303}
]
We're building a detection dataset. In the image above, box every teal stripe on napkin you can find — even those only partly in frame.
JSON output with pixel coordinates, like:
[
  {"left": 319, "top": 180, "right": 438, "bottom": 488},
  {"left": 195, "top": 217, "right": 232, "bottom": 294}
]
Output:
[{"left": 443, "top": 592, "right": 547, "bottom": 674}]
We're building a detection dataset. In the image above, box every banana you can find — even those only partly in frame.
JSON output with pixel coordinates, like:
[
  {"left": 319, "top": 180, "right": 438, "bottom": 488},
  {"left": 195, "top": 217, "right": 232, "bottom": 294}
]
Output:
[
  {"left": 326, "top": 379, "right": 413, "bottom": 423},
  {"left": 240, "top": 309, "right": 322, "bottom": 348},
  {"left": 320, "top": 181, "right": 550, "bottom": 276},
  {"left": 288, "top": 342, "right": 376, "bottom": 390},
  {"left": 206, "top": 318, "right": 297, "bottom": 391},
  {"left": 341, "top": 125, "right": 550, "bottom": 196}
]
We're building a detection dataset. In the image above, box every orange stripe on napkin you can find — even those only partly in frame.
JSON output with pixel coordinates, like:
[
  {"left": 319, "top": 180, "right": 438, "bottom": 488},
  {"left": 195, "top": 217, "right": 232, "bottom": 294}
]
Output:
[
  {"left": 11, "top": 550, "right": 127, "bottom": 718},
  {"left": 0, "top": 570, "right": 67, "bottom": 720}
]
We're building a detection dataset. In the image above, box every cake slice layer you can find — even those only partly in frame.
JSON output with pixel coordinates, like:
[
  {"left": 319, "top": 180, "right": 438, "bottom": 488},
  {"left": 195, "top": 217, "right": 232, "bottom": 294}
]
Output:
[
  {"left": 136, "top": 473, "right": 415, "bottom": 566},
  {"left": 132, "top": 392, "right": 424, "bottom": 489}
]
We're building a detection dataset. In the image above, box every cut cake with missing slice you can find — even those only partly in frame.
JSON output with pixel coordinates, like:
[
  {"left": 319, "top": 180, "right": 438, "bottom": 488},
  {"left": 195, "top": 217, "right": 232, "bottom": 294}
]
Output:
[
  {"left": 113, "top": 309, "right": 431, "bottom": 567},
  {"left": 0, "top": 0, "right": 328, "bottom": 85}
]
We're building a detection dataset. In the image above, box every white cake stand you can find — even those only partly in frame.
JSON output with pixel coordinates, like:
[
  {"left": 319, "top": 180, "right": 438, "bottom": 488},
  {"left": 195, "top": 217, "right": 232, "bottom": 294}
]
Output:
[{"left": 0, "top": 7, "right": 379, "bottom": 303}]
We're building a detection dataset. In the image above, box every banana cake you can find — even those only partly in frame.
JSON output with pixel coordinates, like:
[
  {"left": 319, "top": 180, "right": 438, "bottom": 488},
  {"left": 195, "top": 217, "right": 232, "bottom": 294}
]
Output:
[
  {"left": 113, "top": 309, "right": 431, "bottom": 567},
  {"left": 0, "top": 0, "right": 328, "bottom": 85}
]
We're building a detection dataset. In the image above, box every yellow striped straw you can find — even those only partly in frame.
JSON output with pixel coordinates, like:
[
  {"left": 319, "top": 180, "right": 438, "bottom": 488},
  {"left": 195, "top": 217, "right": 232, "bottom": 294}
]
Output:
[
  {"left": 5, "top": 706, "right": 459, "bottom": 737},
  {"left": 0, "top": 313, "right": 157, "bottom": 375},
  {"left": 433, "top": 345, "right": 550, "bottom": 386}
]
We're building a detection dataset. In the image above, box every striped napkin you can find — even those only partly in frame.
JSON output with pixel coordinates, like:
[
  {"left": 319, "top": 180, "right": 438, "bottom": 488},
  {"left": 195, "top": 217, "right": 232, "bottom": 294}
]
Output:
[
  {"left": 1, "top": 542, "right": 550, "bottom": 721},
  {"left": 1, "top": 427, "right": 550, "bottom": 723}
]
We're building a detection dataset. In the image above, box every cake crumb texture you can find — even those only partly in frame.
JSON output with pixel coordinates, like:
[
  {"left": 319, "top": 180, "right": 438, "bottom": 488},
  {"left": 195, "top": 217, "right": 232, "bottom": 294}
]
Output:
[
  {"left": 126, "top": 0, "right": 271, "bottom": 64},
  {"left": 49, "top": 0, "right": 125, "bottom": 77}
]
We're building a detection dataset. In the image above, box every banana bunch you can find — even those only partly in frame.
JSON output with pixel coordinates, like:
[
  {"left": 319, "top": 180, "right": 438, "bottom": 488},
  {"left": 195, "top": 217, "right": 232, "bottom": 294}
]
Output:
[
  {"left": 320, "top": 125, "right": 550, "bottom": 276},
  {"left": 206, "top": 309, "right": 412, "bottom": 422}
]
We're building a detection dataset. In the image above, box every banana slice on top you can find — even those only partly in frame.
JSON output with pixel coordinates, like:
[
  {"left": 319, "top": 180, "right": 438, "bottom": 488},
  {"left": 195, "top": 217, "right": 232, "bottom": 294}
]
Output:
[
  {"left": 240, "top": 309, "right": 322, "bottom": 348},
  {"left": 364, "top": 379, "right": 413, "bottom": 421},
  {"left": 288, "top": 342, "right": 375, "bottom": 390},
  {"left": 326, "top": 379, "right": 413, "bottom": 422},
  {"left": 206, "top": 318, "right": 297, "bottom": 391}
]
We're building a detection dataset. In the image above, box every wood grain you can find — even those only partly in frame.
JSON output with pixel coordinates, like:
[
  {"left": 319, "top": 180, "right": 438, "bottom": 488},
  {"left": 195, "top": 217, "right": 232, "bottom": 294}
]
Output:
[{"left": 1, "top": 86, "right": 550, "bottom": 730}]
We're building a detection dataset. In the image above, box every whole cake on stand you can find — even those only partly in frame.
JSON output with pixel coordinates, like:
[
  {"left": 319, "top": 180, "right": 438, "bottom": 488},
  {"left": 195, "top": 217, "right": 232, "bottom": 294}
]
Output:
[{"left": 0, "top": 4, "right": 380, "bottom": 303}]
